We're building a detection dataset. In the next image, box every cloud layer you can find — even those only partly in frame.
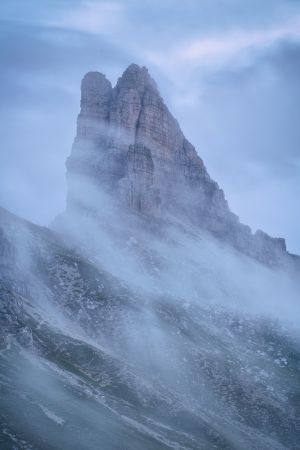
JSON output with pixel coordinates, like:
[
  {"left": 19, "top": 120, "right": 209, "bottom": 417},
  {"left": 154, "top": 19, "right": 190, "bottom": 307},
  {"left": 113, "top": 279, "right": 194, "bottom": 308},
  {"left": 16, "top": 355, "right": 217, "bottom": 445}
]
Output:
[{"left": 0, "top": 0, "right": 299, "bottom": 252}]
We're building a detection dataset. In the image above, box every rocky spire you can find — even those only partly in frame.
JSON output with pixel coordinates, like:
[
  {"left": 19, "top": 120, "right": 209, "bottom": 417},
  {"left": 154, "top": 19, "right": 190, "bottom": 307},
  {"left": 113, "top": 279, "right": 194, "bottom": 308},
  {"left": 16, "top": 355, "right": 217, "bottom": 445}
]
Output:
[
  {"left": 66, "top": 64, "right": 289, "bottom": 265},
  {"left": 77, "top": 72, "right": 112, "bottom": 141}
]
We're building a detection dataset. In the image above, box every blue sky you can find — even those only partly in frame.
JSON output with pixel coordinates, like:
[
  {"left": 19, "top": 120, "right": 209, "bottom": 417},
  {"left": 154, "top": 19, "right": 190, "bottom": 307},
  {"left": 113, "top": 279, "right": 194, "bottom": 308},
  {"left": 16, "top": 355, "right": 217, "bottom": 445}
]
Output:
[{"left": 0, "top": 0, "right": 300, "bottom": 252}]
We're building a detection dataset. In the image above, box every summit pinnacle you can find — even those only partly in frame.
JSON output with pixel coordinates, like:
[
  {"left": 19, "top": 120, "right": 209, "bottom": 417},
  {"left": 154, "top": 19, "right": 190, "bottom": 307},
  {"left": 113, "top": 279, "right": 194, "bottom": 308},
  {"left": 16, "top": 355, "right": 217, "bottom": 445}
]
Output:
[{"left": 66, "top": 64, "right": 289, "bottom": 265}]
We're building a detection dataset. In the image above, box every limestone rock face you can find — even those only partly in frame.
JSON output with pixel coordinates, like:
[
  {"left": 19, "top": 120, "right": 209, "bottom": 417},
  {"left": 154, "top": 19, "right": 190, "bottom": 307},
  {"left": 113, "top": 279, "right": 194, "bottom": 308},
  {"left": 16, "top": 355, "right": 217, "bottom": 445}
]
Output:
[
  {"left": 66, "top": 63, "right": 288, "bottom": 265},
  {"left": 118, "top": 143, "right": 160, "bottom": 215}
]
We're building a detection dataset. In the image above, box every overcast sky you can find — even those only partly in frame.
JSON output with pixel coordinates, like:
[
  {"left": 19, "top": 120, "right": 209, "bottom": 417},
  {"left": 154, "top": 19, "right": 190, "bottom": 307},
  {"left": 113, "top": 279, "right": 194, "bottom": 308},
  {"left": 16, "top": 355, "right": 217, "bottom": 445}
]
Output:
[{"left": 0, "top": 0, "right": 299, "bottom": 253}]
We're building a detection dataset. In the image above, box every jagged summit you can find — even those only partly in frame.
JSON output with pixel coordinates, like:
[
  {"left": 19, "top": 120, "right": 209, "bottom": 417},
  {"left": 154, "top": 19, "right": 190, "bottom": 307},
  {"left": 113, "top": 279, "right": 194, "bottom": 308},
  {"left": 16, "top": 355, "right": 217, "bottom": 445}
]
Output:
[
  {"left": 116, "top": 63, "right": 159, "bottom": 93},
  {"left": 80, "top": 72, "right": 112, "bottom": 119},
  {"left": 66, "top": 64, "right": 290, "bottom": 266}
]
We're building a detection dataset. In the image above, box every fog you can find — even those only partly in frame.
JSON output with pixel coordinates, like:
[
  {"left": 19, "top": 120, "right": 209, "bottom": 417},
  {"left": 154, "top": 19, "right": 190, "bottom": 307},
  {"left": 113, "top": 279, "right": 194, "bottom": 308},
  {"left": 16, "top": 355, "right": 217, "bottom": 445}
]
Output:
[
  {"left": 1, "top": 171, "right": 299, "bottom": 448},
  {"left": 0, "top": 0, "right": 300, "bottom": 252},
  {"left": 54, "top": 173, "right": 300, "bottom": 324},
  {"left": 1, "top": 1, "right": 300, "bottom": 448},
  {"left": 1, "top": 159, "right": 300, "bottom": 448}
]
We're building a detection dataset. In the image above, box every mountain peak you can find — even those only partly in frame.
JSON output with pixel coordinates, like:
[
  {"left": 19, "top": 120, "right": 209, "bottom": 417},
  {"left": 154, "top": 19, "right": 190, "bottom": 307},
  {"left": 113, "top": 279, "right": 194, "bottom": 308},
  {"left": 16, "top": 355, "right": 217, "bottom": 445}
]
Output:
[
  {"left": 80, "top": 71, "right": 112, "bottom": 120},
  {"left": 65, "top": 64, "right": 291, "bottom": 266},
  {"left": 116, "top": 63, "right": 158, "bottom": 93},
  {"left": 122, "top": 63, "right": 148, "bottom": 76}
]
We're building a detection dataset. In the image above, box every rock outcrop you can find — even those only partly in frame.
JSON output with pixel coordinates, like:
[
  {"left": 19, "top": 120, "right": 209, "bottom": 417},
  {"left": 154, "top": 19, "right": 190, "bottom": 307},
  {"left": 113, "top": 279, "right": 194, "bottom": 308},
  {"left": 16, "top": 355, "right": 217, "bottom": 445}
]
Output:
[{"left": 66, "top": 63, "right": 290, "bottom": 266}]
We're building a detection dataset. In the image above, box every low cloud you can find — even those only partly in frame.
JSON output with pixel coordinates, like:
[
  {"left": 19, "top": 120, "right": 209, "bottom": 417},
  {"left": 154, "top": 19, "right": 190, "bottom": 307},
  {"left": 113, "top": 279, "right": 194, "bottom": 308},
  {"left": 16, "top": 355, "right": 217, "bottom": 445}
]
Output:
[{"left": 0, "top": 0, "right": 299, "bottom": 252}]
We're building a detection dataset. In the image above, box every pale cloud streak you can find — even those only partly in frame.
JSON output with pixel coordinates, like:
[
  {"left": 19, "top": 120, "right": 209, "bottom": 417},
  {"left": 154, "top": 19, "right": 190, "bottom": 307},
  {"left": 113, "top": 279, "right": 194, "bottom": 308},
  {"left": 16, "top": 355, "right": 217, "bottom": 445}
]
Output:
[
  {"left": 147, "top": 14, "right": 300, "bottom": 73},
  {"left": 46, "top": 1, "right": 124, "bottom": 36}
]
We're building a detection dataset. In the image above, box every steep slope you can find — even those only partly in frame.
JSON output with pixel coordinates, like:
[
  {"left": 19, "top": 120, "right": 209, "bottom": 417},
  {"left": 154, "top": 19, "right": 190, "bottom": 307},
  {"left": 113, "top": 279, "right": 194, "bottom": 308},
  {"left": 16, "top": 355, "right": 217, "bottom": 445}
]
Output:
[
  {"left": 1, "top": 206, "right": 300, "bottom": 449},
  {"left": 66, "top": 64, "right": 290, "bottom": 266}
]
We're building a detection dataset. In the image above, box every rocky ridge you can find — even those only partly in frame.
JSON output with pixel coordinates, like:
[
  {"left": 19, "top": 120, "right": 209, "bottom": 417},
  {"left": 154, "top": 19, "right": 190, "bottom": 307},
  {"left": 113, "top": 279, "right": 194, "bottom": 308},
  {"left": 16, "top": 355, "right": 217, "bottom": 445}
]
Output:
[{"left": 66, "top": 64, "right": 291, "bottom": 266}]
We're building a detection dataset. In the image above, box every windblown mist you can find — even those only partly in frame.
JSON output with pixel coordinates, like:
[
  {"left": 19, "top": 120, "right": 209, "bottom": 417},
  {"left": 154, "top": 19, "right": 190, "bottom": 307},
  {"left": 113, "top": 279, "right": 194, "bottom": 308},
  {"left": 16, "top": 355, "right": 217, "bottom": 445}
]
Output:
[
  {"left": 1, "top": 2, "right": 300, "bottom": 450},
  {"left": 1, "top": 185, "right": 300, "bottom": 449}
]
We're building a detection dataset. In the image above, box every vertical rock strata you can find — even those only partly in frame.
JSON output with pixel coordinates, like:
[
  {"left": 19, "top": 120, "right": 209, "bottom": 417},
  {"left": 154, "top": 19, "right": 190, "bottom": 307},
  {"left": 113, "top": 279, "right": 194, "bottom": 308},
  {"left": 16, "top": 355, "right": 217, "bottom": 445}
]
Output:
[{"left": 66, "top": 64, "right": 288, "bottom": 265}]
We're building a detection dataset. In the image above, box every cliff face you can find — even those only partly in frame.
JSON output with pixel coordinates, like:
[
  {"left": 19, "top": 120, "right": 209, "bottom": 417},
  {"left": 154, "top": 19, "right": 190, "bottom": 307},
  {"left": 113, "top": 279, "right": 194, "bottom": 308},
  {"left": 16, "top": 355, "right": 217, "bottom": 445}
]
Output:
[{"left": 66, "top": 63, "right": 288, "bottom": 265}]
